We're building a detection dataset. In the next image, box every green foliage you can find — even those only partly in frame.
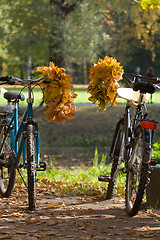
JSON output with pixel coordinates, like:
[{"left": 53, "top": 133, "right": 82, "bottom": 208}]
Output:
[
  {"left": 1, "top": 0, "right": 160, "bottom": 81},
  {"left": 0, "top": 0, "right": 49, "bottom": 76},
  {"left": 93, "top": 147, "right": 107, "bottom": 168},
  {"left": 36, "top": 150, "right": 126, "bottom": 197},
  {"left": 151, "top": 142, "right": 160, "bottom": 164},
  {"left": 93, "top": 147, "right": 99, "bottom": 167}
]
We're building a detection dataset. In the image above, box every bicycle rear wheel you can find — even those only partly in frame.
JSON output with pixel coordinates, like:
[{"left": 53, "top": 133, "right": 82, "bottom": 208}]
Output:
[
  {"left": 125, "top": 129, "right": 151, "bottom": 216},
  {"left": 0, "top": 121, "right": 16, "bottom": 197},
  {"left": 26, "top": 124, "right": 36, "bottom": 210},
  {"left": 106, "top": 118, "right": 125, "bottom": 199}
]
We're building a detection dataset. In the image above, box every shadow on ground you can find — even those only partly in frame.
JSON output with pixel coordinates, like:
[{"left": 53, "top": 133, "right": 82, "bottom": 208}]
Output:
[{"left": 0, "top": 192, "right": 160, "bottom": 240}]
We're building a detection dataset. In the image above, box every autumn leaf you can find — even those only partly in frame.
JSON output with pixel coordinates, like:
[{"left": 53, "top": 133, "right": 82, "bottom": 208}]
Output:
[
  {"left": 127, "top": 231, "right": 137, "bottom": 235},
  {"left": 37, "top": 62, "right": 77, "bottom": 124},
  {"left": 140, "top": 0, "right": 160, "bottom": 10},
  {"left": 88, "top": 208, "right": 95, "bottom": 213},
  {"left": 87, "top": 56, "right": 124, "bottom": 110}
]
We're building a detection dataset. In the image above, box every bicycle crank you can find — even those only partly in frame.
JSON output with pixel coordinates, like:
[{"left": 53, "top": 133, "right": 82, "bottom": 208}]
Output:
[{"left": 98, "top": 175, "right": 111, "bottom": 182}]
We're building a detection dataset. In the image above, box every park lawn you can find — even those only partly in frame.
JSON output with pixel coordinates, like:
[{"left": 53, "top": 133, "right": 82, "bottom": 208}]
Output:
[
  {"left": 1, "top": 86, "right": 160, "bottom": 105},
  {"left": 72, "top": 88, "right": 160, "bottom": 104},
  {"left": 0, "top": 103, "right": 159, "bottom": 198},
  {"left": 0, "top": 86, "right": 43, "bottom": 106},
  {"left": 29, "top": 104, "right": 160, "bottom": 167},
  {"left": 35, "top": 157, "right": 126, "bottom": 197}
]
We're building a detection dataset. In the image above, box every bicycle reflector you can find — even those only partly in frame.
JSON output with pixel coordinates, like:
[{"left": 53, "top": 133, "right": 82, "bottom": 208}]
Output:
[{"left": 141, "top": 120, "right": 157, "bottom": 130}]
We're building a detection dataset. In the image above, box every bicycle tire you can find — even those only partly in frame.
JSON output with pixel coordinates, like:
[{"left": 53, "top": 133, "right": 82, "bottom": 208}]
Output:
[
  {"left": 0, "top": 121, "right": 16, "bottom": 197},
  {"left": 125, "top": 129, "right": 151, "bottom": 216},
  {"left": 106, "top": 118, "right": 125, "bottom": 199},
  {"left": 26, "top": 124, "right": 36, "bottom": 210}
]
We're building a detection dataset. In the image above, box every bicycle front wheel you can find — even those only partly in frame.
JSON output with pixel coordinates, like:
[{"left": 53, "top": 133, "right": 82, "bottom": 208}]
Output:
[
  {"left": 106, "top": 118, "right": 125, "bottom": 199},
  {"left": 0, "top": 121, "right": 16, "bottom": 197},
  {"left": 26, "top": 124, "right": 36, "bottom": 210},
  {"left": 125, "top": 129, "right": 151, "bottom": 216}
]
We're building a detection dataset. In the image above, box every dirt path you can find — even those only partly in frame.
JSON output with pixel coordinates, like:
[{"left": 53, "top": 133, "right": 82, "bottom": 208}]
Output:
[{"left": 0, "top": 192, "right": 160, "bottom": 240}]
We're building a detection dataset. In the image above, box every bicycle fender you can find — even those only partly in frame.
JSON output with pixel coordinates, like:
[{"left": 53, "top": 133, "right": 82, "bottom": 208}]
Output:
[
  {"left": 142, "top": 128, "right": 151, "bottom": 164},
  {"left": 26, "top": 120, "right": 38, "bottom": 131},
  {"left": 109, "top": 117, "right": 124, "bottom": 156}
]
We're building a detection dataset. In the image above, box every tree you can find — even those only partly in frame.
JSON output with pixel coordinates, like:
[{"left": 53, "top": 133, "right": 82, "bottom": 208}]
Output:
[
  {"left": 65, "top": 0, "right": 111, "bottom": 83},
  {"left": 99, "top": 0, "right": 160, "bottom": 74},
  {"left": 0, "top": 0, "right": 49, "bottom": 78},
  {"left": 48, "top": 0, "right": 81, "bottom": 67}
]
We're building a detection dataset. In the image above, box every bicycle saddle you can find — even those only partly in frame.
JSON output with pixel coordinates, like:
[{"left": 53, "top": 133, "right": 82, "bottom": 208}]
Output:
[
  {"left": 133, "top": 81, "right": 155, "bottom": 94},
  {"left": 4, "top": 92, "right": 25, "bottom": 102},
  {"left": 117, "top": 88, "right": 150, "bottom": 103}
]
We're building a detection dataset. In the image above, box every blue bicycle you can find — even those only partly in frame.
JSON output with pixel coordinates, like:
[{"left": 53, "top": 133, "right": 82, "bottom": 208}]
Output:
[{"left": 0, "top": 76, "right": 46, "bottom": 210}]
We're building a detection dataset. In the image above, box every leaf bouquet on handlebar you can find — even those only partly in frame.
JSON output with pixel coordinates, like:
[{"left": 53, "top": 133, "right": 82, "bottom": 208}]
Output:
[{"left": 0, "top": 63, "right": 77, "bottom": 210}]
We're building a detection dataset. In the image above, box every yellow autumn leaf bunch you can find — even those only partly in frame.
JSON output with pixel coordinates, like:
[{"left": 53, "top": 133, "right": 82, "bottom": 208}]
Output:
[
  {"left": 88, "top": 56, "right": 124, "bottom": 110},
  {"left": 37, "top": 62, "right": 77, "bottom": 124},
  {"left": 140, "top": 0, "right": 160, "bottom": 10}
]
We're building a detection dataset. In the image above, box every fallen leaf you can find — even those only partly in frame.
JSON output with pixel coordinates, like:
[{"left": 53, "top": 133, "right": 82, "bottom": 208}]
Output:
[
  {"left": 88, "top": 208, "right": 95, "bottom": 213},
  {"left": 127, "top": 231, "right": 137, "bottom": 235}
]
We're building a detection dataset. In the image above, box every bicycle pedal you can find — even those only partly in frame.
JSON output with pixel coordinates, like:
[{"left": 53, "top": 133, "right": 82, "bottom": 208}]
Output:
[
  {"left": 98, "top": 175, "right": 111, "bottom": 182},
  {"left": 36, "top": 162, "right": 46, "bottom": 171},
  {"left": 150, "top": 159, "right": 157, "bottom": 166},
  {"left": 0, "top": 159, "right": 8, "bottom": 167},
  {"left": 125, "top": 143, "right": 130, "bottom": 149},
  {"left": 0, "top": 153, "right": 4, "bottom": 159},
  {"left": 122, "top": 167, "right": 127, "bottom": 173}
]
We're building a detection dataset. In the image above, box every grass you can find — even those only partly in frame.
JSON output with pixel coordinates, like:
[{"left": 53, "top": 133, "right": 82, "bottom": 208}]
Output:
[
  {"left": 1, "top": 102, "right": 160, "bottom": 166},
  {"left": 15, "top": 147, "right": 125, "bottom": 198},
  {"left": 35, "top": 148, "right": 126, "bottom": 197},
  {"left": 74, "top": 88, "right": 90, "bottom": 104},
  {"left": 1, "top": 85, "right": 160, "bottom": 106},
  {"left": 1, "top": 94, "right": 160, "bottom": 199},
  {"left": 6, "top": 103, "right": 158, "bottom": 166},
  {"left": 0, "top": 86, "right": 43, "bottom": 106}
]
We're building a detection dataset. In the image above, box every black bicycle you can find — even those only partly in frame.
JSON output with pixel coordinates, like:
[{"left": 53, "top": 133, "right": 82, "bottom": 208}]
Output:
[{"left": 99, "top": 73, "right": 159, "bottom": 216}]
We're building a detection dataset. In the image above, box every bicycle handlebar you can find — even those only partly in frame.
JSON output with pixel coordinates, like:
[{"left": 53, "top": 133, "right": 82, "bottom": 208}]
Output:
[
  {"left": 1, "top": 73, "right": 160, "bottom": 86},
  {"left": 124, "top": 73, "right": 160, "bottom": 84},
  {"left": 0, "top": 76, "right": 16, "bottom": 85},
  {"left": 0, "top": 76, "right": 44, "bottom": 85}
]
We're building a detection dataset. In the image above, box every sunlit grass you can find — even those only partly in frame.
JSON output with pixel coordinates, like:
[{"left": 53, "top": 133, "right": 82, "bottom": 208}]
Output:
[
  {"left": 36, "top": 163, "right": 126, "bottom": 197},
  {"left": 0, "top": 86, "right": 43, "bottom": 106},
  {"left": 0, "top": 86, "right": 160, "bottom": 106},
  {"left": 36, "top": 149, "right": 126, "bottom": 197}
]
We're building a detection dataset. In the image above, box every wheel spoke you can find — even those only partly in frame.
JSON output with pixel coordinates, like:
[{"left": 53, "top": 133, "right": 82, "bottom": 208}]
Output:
[
  {"left": 126, "top": 130, "right": 151, "bottom": 216},
  {"left": 0, "top": 121, "right": 16, "bottom": 197},
  {"left": 107, "top": 119, "right": 125, "bottom": 199}
]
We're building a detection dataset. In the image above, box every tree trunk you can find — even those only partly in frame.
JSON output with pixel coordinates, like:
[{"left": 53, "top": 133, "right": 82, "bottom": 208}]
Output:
[
  {"left": 19, "top": 56, "right": 24, "bottom": 79},
  {"left": 48, "top": 0, "right": 78, "bottom": 67},
  {"left": 27, "top": 55, "right": 32, "bottom": 79},
  {"left": 83, "top": 59, "right": 88, "bottom": 85}
]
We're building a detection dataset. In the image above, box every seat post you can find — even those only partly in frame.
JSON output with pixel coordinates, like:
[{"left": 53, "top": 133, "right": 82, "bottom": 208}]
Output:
[
  {"left": 4, "top": 101, "right": 14, "bottom": 113},
  {"left": 14, "top": 101, "right": 19, "bottom": 154}
]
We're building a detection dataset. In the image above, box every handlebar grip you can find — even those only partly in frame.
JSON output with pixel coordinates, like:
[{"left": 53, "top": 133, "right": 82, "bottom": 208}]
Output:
[
  {"left": 0, "top": 76, "right": 10, "bottom": 81},
  {"left": 0, "top": 76, "right": 15, "bottom": 85},
  {"left": 124, "top": 73, "right": 160, "bottom": 84}
]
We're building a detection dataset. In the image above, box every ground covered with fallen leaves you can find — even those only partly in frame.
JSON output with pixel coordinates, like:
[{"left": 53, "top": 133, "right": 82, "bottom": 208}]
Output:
[{"left": 0, "top": 187, "right": 160, "bottom": 240}]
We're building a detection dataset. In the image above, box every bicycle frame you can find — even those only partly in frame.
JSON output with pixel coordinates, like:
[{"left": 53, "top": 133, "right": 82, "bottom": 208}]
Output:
[{"left": 0, "top": 85, "right": 40, "bottom": 169}]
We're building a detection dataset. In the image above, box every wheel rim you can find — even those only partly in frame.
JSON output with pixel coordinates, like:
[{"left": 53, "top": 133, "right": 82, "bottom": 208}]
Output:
[
  {"left": 0, "top": 124, "right": 13, "bottom": 193},
  {"left": 113, "top": 124, "right": 125, "bottom": 158},
  {"left": 110, "top": 124, "right": 125, "bottom": 184}
]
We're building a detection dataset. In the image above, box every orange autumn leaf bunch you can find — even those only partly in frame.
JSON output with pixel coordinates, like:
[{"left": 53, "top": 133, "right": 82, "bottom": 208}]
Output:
[
  {"left": 88, "top": 56, "right": 124, "bottom": 110},
  {"left": 37, "top": 62, "right": 77, "bottom": 124}
]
